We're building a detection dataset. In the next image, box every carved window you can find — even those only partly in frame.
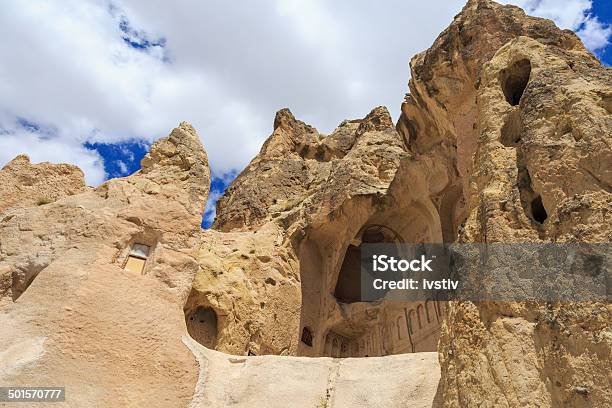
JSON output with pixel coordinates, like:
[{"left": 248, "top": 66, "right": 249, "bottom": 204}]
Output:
[
  {"left": 417, "top": 304, "right": 424, "bottom": 329},
  {"left": 124, "top": 243, "right": 150, "bottom": 274},
  {"left": 340, "top": 342, "right": 348, "bottom": 355},
  {"left": 397, "top": 316, "right": 403, "bottom": 339}
]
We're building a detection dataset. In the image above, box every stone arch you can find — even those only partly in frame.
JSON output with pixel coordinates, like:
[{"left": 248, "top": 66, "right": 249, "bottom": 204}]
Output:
[
  {"left": 407, "top": 309, "right": 416, "bottom": 334},
  {"left": 425, "top": 299, "right": 432, "bottom": 323},
  {"left": 334, "top": 224, "right": 403, "bottom": 304},
  {"left": 396, "top": 316, "right": 403, "bottom": 339},
  {"left": 297, "top": 195, "right": 444, "bottom": 357}
]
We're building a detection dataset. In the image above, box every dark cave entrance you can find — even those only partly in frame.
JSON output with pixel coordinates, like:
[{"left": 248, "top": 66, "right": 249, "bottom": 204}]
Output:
[
  {"left": 300, "top": 326, "right": 314, "bottom": 347},
  {"left": 530, "top": 195, "right": 547, "bottom": 224},
  {"left": 334, "top": 224, "right": 402, "bottom": 304},
  {"left": 500, "top": 59, "right": 531, "bottom": 106}
]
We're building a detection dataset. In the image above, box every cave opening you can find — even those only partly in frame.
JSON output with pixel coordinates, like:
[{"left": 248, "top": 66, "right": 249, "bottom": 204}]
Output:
[
  {"left": 530, "top": 195, "right": 548, "bottom": 224},
  {"left": 186, "top": 306, "right": 218, "bottom": 349},
  {"left": 299, "top": 202, "right": 451, "bottom": 358},
  {"left": 333, "top": 224, "right": 402, "bottom": 304},
  {"left": 500, "top": 59, "right": 531, "bottom": 106},
  {"left": 301, "top": 326, "right": 313, "bottom": 347},
  {"left": 517, "top": 164, "right": 548, "bottom": 226}
]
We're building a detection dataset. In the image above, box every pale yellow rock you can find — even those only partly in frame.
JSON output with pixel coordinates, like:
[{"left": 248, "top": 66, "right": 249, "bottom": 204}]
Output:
[
  {"left": 185, "top": 336, "right": 441, "bottom": 408},
  {"left": 395, "top": 1, "right": 611, "bottom": 407},
  {"left": 0, "top": 0, "right": 609, "bottom": 407},
  {"left": 0, "top": 154, "right": 88, "bottom": 213},
  {"left": 0, "top": 123, "right": 210, "bottom": 406}
]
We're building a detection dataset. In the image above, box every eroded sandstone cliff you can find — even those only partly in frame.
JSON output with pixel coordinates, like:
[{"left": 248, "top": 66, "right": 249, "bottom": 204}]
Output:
[
  {"left": 398, "top": 1, "right": 611, "bottom": 407},
  {"left": 0, "top": 123, "right": 209, "bottom": 406},
  {"left": 0, "top": 0, "right": 610, "bottom": 407}
]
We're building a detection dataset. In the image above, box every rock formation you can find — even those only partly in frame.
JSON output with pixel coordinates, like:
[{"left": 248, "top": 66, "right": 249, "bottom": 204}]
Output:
[
  {"left": 0, "top": 0, "right": 610, "bottom": 407},
  {"left": 202, "top": 106, "right": 441, "bottom": 357},
  {"left": 0, "top": 123, "right": 209, "bottom": 406},
  {"left": 397, "top": 1, "right": 611, "bottom": 406},
  {"left": 0, "top": 154, "right": 88, "bottom": 214}
]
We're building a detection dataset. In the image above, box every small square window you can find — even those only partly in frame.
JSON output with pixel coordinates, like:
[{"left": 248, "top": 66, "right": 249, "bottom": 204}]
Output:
[{"left": 124, "top": 243, "right": 151, "bottom": 274}]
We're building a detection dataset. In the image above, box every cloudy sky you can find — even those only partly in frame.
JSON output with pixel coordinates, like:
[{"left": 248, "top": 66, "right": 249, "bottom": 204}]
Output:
[{"left": 0, "top": 0, "right": 610, "bottom": 226}]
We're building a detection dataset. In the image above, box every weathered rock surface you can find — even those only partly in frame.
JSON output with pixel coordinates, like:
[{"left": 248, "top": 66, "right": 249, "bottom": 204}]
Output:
[
  {"left": 0, "top": 123, "right": 210, "bottom": 406},
  {"left": 186, "top": 337, "right": 440, "bottom": 408},
  {"left": 200, "top": 106, "right": 442, "bottom": 358},
  {"left": 0, "top": 154, "right": 88, "bottom": 214},
  {"left": 0, "top": 0, "right": 610, "bottom": 407},
  {"left": 395, "top": 1, "right": 611, "bottom": 407}
]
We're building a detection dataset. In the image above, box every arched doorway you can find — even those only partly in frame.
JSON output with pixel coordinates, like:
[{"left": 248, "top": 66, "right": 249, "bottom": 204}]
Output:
[{"left": 334, "top": 224, "right": 403, "bottom": 304}]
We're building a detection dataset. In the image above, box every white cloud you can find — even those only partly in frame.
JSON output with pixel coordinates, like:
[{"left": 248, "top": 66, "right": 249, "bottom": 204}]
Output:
[
  {"left": 115, "top": 160, "right": 128, "bottom": 175},
  {"left": 502, "top": 0, "right": 611, "bottom": 51},
  {"left": 202, "top": 189, "right": 223, "bottom": 227},
  {"left": 0, "top": 126, "right": 106, "bottom": 186},
  {"left": 0, "top": 0, "right": 608, "bottom": 188},
  {"left": 578, "top": 16, "right": 612, "bottom": 51},
  {"left": 0, "top": 0, "right": 468, "bottom": 186}
]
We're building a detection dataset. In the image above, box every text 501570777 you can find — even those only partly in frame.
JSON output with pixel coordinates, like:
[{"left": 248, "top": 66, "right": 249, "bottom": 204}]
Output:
[{"left": 0, "top": 387, "right": 65, "bottom": 402}]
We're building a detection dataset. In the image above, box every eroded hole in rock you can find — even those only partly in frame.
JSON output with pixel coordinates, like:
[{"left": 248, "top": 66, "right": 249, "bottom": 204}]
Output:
[
  {"left": 517, "top": 163, "right": 548, "bottom": 225},
  {"left": 501, "top": 108, "right": 522, "bottom": 146},
  {"left": 297, "top": 203, "right": 451, "bottom": 358},
  {"left": 186, "top": 306, "right": 218, "bottom": 349},
  {"left": 530, "top": 195, "right": 548, "bottom": 224},
  {"left": 300, "top": 326, "right": 313, "bottom": 347},
  {"left": 334, "top": 225, "right": 401, "bottom": 303},
  {"left": 500, "top": 59, "right": 531, "bottom": 106}
]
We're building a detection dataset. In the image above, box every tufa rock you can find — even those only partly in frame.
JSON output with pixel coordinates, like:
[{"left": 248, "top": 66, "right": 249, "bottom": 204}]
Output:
[
  {"left": 0, "top": 123, "right": 210, "bottom": 407},
  {"left": 0, "top": 154, "right": 88, "bottom": 213},
  {"left": 0, "top": 0, "right": 610, "bottom": 407}
]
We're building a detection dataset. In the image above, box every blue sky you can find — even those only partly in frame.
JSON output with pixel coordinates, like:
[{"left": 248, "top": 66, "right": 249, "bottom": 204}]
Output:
[
  {"left": 1, "top": 0, "right": 610, "bottom": 228},
  {"left": 85, "top": 141, "right": 149, "bottom": 179},
  {"left": 592, "top": 0, "right": 612, "bottom": 64}
]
